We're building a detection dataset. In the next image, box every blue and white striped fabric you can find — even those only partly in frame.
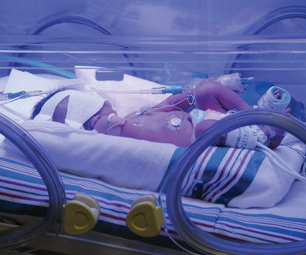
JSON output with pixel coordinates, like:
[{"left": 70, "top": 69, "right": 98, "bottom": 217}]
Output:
[
  {"left": 214, "top": 181, "right": 306, "bottom": 243},
  {"left": 181, "top": 142, "right": 303, "bottom": 208},
  {"left": 1, "top": 154, "right": 306, "bottom": 245},
  {"left": 182, "top": 147, "right": 264, "bottom": 204},
  {"left": 182, "top": 147, "right": 265, "bottom": 204},
  {"left": 0, "top": 156, "right": 222, "bottom": 246}
]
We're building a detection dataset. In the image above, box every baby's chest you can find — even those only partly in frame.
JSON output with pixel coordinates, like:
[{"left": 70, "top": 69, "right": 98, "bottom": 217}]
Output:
[{"left": 128, "top": 111, "right": 192, "bottom": 131}]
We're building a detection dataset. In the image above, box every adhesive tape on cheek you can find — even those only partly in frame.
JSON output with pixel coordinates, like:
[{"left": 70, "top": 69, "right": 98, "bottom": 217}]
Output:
[{"left": 225, "top": 126, "right": 258, "bottom": 150}]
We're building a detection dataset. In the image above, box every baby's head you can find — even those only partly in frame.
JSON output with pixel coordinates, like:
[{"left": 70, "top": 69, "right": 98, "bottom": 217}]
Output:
[{"left": 31, "top": 89, "right": 115, "bottom": 130}]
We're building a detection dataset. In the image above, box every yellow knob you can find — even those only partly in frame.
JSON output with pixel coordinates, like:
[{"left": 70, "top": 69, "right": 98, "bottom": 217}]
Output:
[
  {"left": 63, "top": 194, "right": 100, "bottom": 236},
  {"left": 126, "top": 195, "right": 164, "bottom": 237}
]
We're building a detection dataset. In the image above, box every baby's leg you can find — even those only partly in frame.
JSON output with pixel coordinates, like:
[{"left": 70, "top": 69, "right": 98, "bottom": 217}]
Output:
[
  {"left": 262, "top": 89, "right": 290, "bottom": 148},
  {"left": 194, "top": 119, "right": 226, "bottom": 146},
  {"left": 194, "top": 81, "right": 252, "bottom": 112},
  {"left": 261, "top": 108, "right": 291, "bottom": 149}
]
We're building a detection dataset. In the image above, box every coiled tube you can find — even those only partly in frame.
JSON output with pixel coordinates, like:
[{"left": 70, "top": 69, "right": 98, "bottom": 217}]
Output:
[
  {"left": 165, "top": 109, "right": 306, "bottom": 255},
  {"left": 0, "top": 113, "right": 66, "bottom": 250}
]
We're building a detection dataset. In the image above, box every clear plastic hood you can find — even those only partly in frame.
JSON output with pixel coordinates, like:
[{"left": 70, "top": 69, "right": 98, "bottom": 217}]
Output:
[
  {"left": 0, "top": 1, "right": 306, "bottom": 254},
  {"left": 0, "top": 1, "right": 305, "bottom": 101}
]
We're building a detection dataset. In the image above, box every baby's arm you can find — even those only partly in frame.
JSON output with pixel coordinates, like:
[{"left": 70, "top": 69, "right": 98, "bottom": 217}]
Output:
[
  {"left": 195, "top": 81, "right": 252, "bottom": 112},
  {"left": 150, "top": 80, "right": 252, "bottom": 113},
  {"left": 152, "top": 93, "right": 194, "bottom": 112}
]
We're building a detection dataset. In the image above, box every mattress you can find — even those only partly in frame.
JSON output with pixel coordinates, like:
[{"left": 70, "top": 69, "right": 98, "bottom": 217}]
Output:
[{"left": 1, "top": 153, "right": 306, "bottom": 249}]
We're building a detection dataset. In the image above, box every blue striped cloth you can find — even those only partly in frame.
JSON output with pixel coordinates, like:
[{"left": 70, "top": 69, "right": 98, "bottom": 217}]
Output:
[
  {"left": 182, "top": 147, "right": 265, "bottom": 205},
  {"left": 0, "top": 154, "right": 306, "bottom": 245}
]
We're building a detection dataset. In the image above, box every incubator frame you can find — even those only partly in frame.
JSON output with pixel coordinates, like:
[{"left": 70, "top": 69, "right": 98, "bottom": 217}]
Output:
[
  {"left": 0, "top": 2, "right": 306, "bottom": 254},
  {"left": 0, "top": 113, "right": 66, "bottom": 250}
]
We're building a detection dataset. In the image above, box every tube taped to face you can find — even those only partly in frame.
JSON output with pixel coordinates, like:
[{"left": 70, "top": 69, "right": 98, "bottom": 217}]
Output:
[{"left": 34, "top": 90, "right": 108, "bottom": 128}]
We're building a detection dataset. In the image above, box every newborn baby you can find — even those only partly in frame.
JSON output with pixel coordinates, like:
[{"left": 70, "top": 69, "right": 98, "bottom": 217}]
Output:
[{"left": 32, "top": 80, "right": 290, "bottom": 149}]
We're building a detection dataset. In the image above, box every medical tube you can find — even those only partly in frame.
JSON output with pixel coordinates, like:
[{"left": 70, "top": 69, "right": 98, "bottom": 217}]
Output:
[
  {"left": 89, "top": 73, "right": 254, "bottom": 95},
  {"left": 0, "top": 113, "right": 66, "bottom": 250},
  {"left": 0, "top": 55, "right": 76, "bottom": 79},
  {"left": 86, "top": 85, "right": 194, "bottom": 95},
  {"left": 164, "top": 109, "right": 306, "bottom": 255}
]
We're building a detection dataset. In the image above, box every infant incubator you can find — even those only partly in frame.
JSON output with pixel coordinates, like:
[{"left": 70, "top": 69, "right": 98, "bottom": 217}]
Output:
[{"left": 1, "top": 1, "right": 306, "bottom": 255}]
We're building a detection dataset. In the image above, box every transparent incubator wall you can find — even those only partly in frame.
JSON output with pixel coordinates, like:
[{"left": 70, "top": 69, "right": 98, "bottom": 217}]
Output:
[{"left": 1, "top": 0, "right": 306, "bottom": 254}]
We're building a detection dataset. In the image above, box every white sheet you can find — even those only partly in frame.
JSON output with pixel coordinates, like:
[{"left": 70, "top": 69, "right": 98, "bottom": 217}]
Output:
[{"left": 18, "top": 120, "right": 177, "bottom": 191}]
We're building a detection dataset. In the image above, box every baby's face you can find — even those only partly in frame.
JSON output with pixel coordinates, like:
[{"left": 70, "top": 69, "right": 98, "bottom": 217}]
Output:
[{"left": 83, "top": 103, "right": 115, "bottom": 131}]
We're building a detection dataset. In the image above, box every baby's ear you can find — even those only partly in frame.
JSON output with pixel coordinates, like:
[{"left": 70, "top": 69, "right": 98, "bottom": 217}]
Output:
[{"left": 52, "top": 95, "right": 69, "bottom": 124}]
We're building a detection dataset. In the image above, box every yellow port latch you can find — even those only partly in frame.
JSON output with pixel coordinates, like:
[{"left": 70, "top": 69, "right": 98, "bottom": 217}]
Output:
[
  {"left": 126, "top": 195, "right": 164, "bottom": 237},
  {"left": 63, "top": 194, "right": 100, "bottom": 236}
]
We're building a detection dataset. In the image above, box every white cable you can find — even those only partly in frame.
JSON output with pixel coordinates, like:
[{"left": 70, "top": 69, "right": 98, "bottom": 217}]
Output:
[{"left": 256, "top": 142, "right": 306, "bottom": 183}]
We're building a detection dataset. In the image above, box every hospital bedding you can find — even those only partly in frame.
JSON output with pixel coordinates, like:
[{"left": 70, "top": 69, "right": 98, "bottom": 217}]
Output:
[
  {"left": 0, "top": 69, "right": 306, "bottom": 250},
  {"left": 1, "top": 151, "right": 306, "bottom": 246}
]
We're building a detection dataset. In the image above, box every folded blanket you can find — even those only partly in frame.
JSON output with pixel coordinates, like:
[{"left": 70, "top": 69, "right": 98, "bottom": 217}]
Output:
[
  {"left": 214, "top": 181, "right": 306, "bottom": 243},
  {"left": 18, "top": 120, "right": 177, "bottom": 191},
  {"left": 181, "top": 133, "right": 305, "bottom": 208}
]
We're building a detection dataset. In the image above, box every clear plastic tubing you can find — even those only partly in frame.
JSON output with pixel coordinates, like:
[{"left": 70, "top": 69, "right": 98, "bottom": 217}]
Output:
[
  {"left": 86, "top": 85, "right": 192, "bottom": 95},
  {"left": 0, "top": 113, "right": 66, "bottom": 250},
  {"left": 165, "top": 109, "right": 306, "bottom": 255}
]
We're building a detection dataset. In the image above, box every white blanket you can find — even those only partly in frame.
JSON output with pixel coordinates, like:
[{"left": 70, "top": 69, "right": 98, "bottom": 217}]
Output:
[{"left": 18, "top": 120, "right": 177, "bottom": 191}]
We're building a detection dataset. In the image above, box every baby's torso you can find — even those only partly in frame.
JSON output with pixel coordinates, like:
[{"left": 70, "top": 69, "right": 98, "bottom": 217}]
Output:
[{"left": 124, "top": 110, "right": 194, "bottom": 147}]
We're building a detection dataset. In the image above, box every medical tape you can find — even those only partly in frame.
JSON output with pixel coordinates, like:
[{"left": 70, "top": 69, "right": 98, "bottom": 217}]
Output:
[
  {"left": 35, "top": 90, "right": 108, "bottom": 129},
  {"left": 225, "top": 126, "right": 258, "bottom": 150}
]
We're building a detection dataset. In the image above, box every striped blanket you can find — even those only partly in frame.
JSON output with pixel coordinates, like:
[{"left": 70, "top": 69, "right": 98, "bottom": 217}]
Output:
[
  {"left": 1, "top": 155, "right": 306, "bottom": 245},
  {"left": 182, "top": 147, "right": 265, "bottom": 204},
  {"left": 181, "top": 137, "right": 304, "bottom": 208}
]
